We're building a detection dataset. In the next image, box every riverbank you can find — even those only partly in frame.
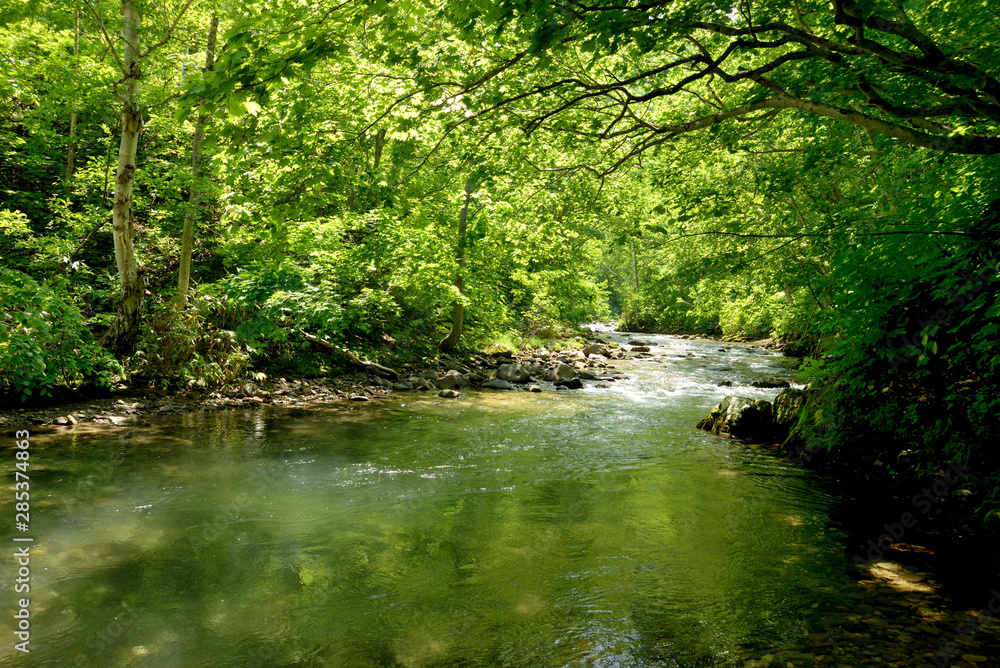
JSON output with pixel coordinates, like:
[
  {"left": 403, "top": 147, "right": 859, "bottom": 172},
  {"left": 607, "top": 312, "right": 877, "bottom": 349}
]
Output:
[{"left": 0, "top": 334, "right": 652, "bottom": 431}]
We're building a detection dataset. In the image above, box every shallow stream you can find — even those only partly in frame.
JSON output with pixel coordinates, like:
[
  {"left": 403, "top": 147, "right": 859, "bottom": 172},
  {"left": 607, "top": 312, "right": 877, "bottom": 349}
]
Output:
[{"left": 4, "top": 334, "right": 998, "bottom": 667}]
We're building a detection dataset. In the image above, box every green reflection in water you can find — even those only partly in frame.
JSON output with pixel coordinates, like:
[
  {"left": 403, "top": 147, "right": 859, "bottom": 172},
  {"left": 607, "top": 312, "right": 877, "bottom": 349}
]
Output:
[{"left": 4, "top": 341, "right": 850, "bottom": 667}]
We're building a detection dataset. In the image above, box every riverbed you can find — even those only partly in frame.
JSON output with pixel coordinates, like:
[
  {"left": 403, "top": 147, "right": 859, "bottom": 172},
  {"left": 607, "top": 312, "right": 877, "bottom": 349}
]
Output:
[{"left": 3, "top": 334, "right": 998, "bottom": 667}]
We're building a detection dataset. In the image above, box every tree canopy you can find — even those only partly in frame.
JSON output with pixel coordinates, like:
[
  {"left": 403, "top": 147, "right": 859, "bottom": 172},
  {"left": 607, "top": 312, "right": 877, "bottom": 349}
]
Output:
[{"left": 1, "top": 0, "right": 999, "bottom": 522}]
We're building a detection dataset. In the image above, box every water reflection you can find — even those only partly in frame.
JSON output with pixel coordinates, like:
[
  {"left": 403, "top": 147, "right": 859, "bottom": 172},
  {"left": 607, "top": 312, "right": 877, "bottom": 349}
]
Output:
[{"left": 5, "top": 335, "right": 848, "bottom": 667}]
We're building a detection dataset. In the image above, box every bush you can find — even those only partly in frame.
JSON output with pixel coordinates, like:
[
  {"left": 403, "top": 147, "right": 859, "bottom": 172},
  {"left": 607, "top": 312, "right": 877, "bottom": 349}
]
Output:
[
  {"left": 0, "top": 267, "right": 122, "bottom": 400},
  {"left": 131, "top": 290, "right": 249, "bottom": 389}
]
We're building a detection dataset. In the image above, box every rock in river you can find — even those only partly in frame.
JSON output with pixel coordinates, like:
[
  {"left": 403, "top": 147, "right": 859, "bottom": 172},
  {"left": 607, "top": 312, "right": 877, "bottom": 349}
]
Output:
[
  {"left": 582, "top": 343, "right": 610, "bottom": 358},
  {"left": 697, "top": 395, "right": 774, "bottom": 440},
  {"left": 543, "top": 363, "right": 577, "bottom": 382},
  {"left": 482, "top": 379, "right": 514, "bottom": 390},
  {"left": 496, "top": 363, "right": 532, "bottom": 384},
  {"left": 749, "top": 377, "right": 790, "bottom": 389}
]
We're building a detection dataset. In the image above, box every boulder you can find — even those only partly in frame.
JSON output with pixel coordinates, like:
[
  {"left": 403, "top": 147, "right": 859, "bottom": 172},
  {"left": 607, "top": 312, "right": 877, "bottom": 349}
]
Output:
[
  {"left": 438, "top": 370, "right": 471, "bottom": 390},
  {"left": 554, "top": 364, "right": 576, "bottom": 380},
  {"left": 549, "top": 363, "right": 577, "bottom": 381},
  {"left": 749, "top": 377, "right": 791, "bottom": 389},
  {"left": 523, "top": 362, "right": 544, "bottom": 376},
  {"left": 581, "top": 343, "right": 609, "bottom": 357},
  {"left": 773, "top": 388, "right": 807, "bottom": 429},
  {"left": 554, "top": 378, "right": 584, "bottom": 390},
  {"left": 496, "top": 363, "right": 532, "bottom": 383},
  {"left": 697, "top": 396, "right": 774, "bottom": 440},
  {"left": 485, "top": 345, "right": 515, "bottom": 359},
  {"left": 629, "top": 345, "right": 650, "bottom": 353},
  {"left": 527, "top": 385, "right": 542, "bottom": 393},
  {"left": 438, "top": 389, "right": 461, "bottom": 398},
  {"left": 419, "top": 370, "right": 439, "bottom": 380},
  {"left": 482, "top": 379, "right": 514, "bottom": 390},
  {"left": 392, "top": 382, "right": 413, "bottom": 391}
]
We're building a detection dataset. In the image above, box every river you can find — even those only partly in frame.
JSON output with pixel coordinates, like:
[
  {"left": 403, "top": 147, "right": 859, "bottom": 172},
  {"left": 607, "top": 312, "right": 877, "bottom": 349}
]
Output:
[{"left": 3, "top": 333, "right": 997, "bottom": 667}]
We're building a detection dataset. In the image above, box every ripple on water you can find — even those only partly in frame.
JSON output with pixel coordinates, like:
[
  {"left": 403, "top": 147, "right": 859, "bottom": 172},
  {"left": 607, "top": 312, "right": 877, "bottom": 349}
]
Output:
[{"left": 7, "top": 335, "right": 882, "bottom": 667}]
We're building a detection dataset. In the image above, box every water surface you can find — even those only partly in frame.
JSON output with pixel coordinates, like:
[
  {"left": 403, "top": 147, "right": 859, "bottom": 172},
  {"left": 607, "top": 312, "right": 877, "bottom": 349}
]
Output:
[{"left": 4, "top": 335, "right": 855, "bottom": 667}]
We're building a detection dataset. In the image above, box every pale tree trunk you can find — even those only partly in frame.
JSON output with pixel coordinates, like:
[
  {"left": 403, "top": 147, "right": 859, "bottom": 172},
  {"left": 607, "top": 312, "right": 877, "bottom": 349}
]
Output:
[
  {"left": 65, "top": 4, "right": 80, "bottom": 182},
  {"left": 176, "top": 13, "right": 218, "bottom": 309},
  {"left": 439, "top": 174, "right": 476, "bottom": 353},
  {"left": 101, "top": 0, "right": 144, "bottom": 357}
]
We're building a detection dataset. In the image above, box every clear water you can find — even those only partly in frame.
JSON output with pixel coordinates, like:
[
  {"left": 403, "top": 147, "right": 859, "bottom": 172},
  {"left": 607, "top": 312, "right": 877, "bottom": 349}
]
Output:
[{"left": 3, "top": 335, "right": 853, "bottom": 667}]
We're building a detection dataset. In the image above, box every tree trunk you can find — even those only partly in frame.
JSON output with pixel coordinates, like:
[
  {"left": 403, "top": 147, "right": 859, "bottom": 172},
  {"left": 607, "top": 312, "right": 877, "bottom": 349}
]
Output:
[
  {"left": 100, "top": 0, "right": 144, "bottom": 357},
  {"left": 65, "top": 4, "right": 80, "bottom": 182},
  {"left": 176, "top": 13, "right": 218, "bottom": 310},
  {"left": 439, "top": 174, "right": 476, "bottom": 353}
]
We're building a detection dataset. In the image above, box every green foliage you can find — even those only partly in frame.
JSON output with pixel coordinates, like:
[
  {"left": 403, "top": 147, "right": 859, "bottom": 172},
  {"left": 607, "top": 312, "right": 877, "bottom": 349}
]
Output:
[
  {"left": 0, "top": 209, "right": 36, "bottom": 272},
  {"left": 0, "top": 268, "right": 122, "bottom": 400},
  {"left": 3, "top": 0, "right": 1000, "bottom": 535},
  {"left": 131, "top": 291, "right": 249, "bottom": 389}
]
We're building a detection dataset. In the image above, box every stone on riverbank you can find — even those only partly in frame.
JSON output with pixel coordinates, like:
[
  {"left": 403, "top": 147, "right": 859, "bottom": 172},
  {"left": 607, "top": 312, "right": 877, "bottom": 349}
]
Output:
[
  {"left": 496, "top": 363, "right": 532, "bottom": 383},
  {"left": 438, "top": 370, "right": 471, "bottom": 390},
  {"left": 773, "top": 388, "right": 807, "bottom": 429},
  {"left": 698, "top": 388, "right": 811, "bottom": 443}
]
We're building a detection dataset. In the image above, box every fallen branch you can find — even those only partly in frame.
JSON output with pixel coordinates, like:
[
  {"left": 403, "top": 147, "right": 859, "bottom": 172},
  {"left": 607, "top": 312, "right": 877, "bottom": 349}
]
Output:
[{"left": 299, "top": 330, "right": 398, "bottom": 380}]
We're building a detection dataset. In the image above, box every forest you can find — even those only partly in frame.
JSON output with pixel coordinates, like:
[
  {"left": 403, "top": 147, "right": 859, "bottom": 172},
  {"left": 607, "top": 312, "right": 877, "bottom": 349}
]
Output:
[{"left": 2, "top": 0, "right": 1000, "bottom": 532}]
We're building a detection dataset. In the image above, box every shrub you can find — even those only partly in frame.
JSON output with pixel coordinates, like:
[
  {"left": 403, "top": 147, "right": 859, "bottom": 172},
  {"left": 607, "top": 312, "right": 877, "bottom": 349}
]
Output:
[
  {"left": 131, "top": 290, "right": 250, "bottom": 389},
  {"left": 0, "top": 267, "right": 122, "bottom": 400}
]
